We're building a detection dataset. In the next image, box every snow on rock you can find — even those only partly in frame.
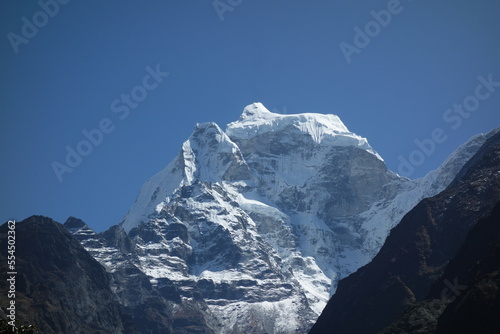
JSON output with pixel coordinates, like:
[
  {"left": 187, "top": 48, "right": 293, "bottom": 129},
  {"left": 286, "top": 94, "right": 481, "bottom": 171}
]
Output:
[{"left": 120, "top": 121, "right": 250, "bottom": 233}]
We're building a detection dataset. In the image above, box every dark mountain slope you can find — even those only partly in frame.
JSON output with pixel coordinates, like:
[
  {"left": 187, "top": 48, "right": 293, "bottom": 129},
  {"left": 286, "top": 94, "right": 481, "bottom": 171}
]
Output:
[
  {"left": 309, "top": 130, "right": 500, "bottom": 334},
  {"left": 0, "top": 216, "right": 123, "bottom": 334},
  {"left": 433, "top": 202, "right": 500, "bottom": 334},
  {"left": 379, "top": 201, "right": 500, "bottom": 334}
]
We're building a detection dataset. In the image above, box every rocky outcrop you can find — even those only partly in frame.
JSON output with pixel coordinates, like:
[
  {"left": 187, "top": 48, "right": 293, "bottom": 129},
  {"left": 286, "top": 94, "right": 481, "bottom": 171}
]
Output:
[{"left": 64, "top": 217, "right": 217, "bottom": 334}]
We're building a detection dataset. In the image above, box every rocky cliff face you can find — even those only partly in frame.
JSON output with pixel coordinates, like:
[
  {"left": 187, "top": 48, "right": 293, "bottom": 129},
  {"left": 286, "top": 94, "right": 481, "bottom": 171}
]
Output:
[
  {"left": 309, "top": 129, "right": 500, "bottom": 334},
  {"left": 0, "top": 216, "right": 123, "bottom": 334}
]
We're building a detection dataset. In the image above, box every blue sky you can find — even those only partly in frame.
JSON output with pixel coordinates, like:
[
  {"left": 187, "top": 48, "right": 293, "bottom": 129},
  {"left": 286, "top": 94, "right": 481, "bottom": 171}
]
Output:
[{"left": 2, "top": 0, "right": 500, "bottom": 232}]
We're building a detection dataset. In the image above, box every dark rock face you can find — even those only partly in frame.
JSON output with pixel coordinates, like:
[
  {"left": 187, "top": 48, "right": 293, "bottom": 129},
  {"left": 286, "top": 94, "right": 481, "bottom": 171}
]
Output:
[
  {"left": 378, "top": 201, "right": 500, "bottom": 334},
  {"left": 433, "top": 203, "right": 500, "bottom": 334},
  {"left": 309, "top": 130, "right": 500, "bottom": 334},
  {"left": 0, "top": 216, "right": 123, "bottom": 334}
]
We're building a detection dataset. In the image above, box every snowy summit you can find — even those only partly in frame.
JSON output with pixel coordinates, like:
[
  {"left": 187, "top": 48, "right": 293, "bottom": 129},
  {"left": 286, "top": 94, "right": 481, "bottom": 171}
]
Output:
[{"left": 227, "top": 103, "right": 381, "bottom": 159}]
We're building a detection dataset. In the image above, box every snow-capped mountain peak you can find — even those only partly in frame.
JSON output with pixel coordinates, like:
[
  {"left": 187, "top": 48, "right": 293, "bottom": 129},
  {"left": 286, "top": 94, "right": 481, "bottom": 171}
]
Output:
[
  {"left": 238, "top": 102, "right": 273, "bottom": 120},
  {"left": 112, "top": 103, "right": 487, "bottom": 333},
  {"left": 228, "top": 102, "right": 349, "bottom": 139},
  {"left": 227, "top": 103, "right": 381, "bottom": 160}
]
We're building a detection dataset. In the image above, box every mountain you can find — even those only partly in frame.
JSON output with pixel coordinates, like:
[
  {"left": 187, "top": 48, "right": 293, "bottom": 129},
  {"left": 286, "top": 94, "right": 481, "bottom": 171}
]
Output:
[
  {"left": 78, "top": 103, "right": 485, "bottom": 333},
  {"left": 308, "top": 128, "right": 500, "bottom": 334},
  {"left": 0, "top": 216, "right": 123, "bottom": 334},
  {"left": 2, "top": 103, "right": 494, "bottom": 333}
]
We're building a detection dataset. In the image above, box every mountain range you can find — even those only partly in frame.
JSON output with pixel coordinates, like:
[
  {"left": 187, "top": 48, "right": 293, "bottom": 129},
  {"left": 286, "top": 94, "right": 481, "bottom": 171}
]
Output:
[{"left": 1, "top": 103, "right": 498, "bottom": 333}]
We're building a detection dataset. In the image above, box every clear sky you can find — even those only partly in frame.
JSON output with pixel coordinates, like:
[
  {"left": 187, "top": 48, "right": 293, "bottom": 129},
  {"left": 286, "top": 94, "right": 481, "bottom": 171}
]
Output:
[{"left": 2, "top": 0, "right": 500, "bottom": 232}]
